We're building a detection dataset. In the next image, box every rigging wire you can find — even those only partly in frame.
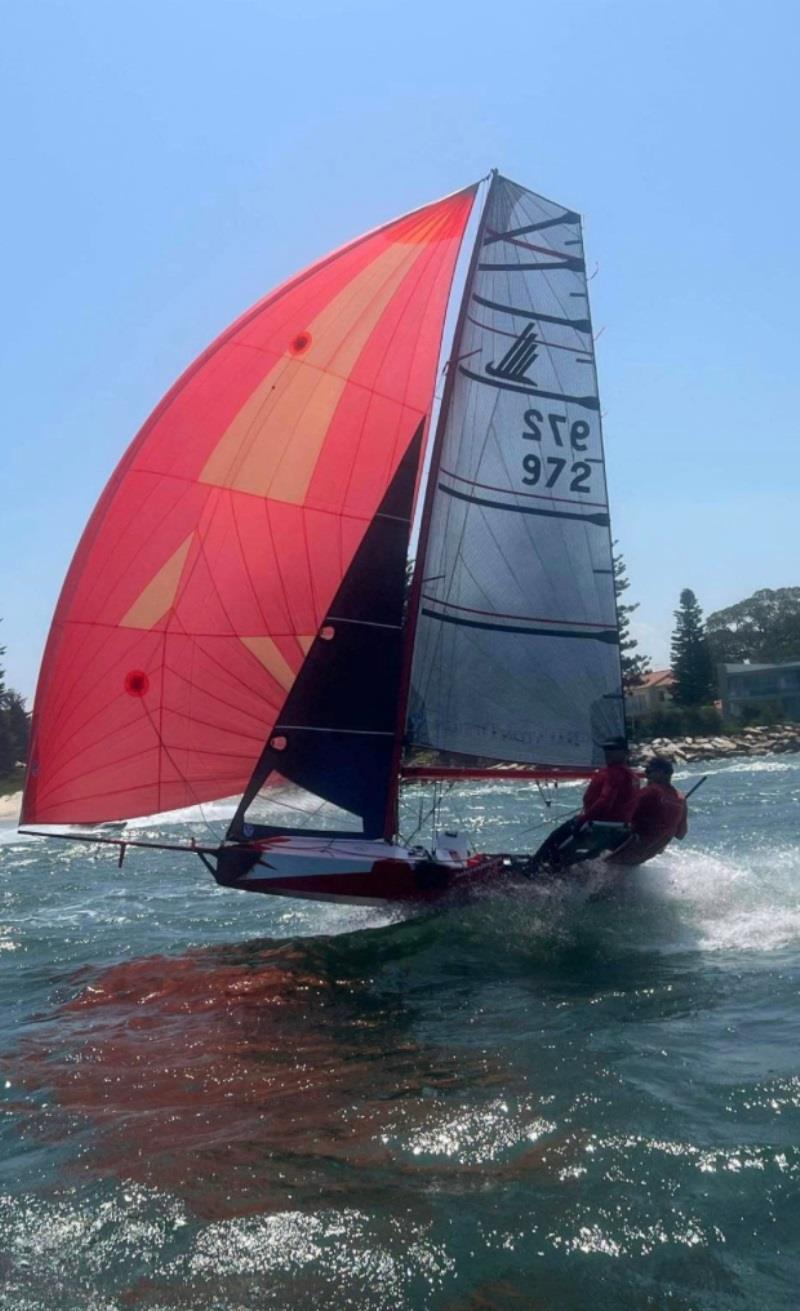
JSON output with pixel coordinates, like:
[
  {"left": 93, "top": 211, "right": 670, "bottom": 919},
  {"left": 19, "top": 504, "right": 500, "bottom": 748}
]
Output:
[
  {"left": 400, "top": 775, "right": 580, "bottom": 848},
  {"left": 515, "top": 803, "right": 579, "bottom": 838},
  {"left": 400, "top": 780, "right": 455, "bottom": 848}
]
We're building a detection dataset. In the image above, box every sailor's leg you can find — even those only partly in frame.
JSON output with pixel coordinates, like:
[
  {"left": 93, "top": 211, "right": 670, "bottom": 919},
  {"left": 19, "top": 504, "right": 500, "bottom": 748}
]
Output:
[
  {"left": 526, "top": 817, "right": 581, "bottom": 875},
  {"left": 604, "top": 826, "right": 632, "bottom": 854},
  {"left": 604, "top": 831, "right": 641, "bottom": 866}
]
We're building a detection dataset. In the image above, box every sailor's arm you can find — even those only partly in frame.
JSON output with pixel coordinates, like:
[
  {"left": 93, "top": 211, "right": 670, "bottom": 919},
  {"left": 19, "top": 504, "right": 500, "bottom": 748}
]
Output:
[
  {"left": 626, "top": 787, "right": 657, "bottom": 837},
  {"left": 579, "top": 773, "right": 604, "bottom": 821},
  {"left": 675, "top": 798, "right": 688, "bottom": 840}
]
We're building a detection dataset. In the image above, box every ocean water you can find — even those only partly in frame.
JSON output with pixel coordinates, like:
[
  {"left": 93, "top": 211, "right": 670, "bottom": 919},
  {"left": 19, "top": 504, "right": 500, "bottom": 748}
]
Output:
[{"left": 0, "top": 754, "right": 798, "bottom": 1310}]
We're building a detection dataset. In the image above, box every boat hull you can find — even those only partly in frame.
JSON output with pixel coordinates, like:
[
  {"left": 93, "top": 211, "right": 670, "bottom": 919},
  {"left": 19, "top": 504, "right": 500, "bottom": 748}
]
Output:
[{"left": 213, "top": 836, "right": 505, "bottom": 905}]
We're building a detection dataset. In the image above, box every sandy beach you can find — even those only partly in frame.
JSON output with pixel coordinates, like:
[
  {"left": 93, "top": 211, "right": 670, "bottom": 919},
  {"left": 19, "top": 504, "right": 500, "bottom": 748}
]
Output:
[{"left": 0, "top": 792, "right": 22, "bottom": 822}]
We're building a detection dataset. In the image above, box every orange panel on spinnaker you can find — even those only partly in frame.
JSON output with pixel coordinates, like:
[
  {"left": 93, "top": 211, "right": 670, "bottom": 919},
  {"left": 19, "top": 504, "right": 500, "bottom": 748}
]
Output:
[{"left": 23, "top": 187, "right": 477, "bottom": 824}]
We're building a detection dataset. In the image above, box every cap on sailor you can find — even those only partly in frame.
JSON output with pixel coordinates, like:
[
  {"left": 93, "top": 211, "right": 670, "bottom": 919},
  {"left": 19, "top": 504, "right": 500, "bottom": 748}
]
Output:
[{"left": 598, "top": 735, "right": 629, "bottom": 752}]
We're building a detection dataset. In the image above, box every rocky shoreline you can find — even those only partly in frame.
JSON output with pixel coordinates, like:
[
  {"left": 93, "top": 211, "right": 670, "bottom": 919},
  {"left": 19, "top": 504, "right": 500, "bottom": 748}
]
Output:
[{"left": 628, "top": 723, "right": 800, "bottom": 767}]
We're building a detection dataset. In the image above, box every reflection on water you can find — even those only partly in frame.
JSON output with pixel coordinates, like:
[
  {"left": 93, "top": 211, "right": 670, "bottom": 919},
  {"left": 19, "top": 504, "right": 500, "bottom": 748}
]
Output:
[{"left": 12, "top": 931, "right": 562, "bottom": 1220}]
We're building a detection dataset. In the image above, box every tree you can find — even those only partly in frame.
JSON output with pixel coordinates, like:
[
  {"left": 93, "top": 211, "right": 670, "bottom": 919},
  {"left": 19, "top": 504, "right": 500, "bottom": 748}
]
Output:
[
  {"left": 706, "top": 587, "right": 800, "bottom": 665},
  {"left": 0, "top": 623, "right": 30, "bottom": 777},
  {"left": 670, "top": 589, "right": 715, "bottom": 706},
  {"left": 0, "top": 711, "right": 16, "bottom": 776},
  {"left": 2, "top": 691, "right": 29, "bottom": 765},
  {"left": 613, "top": 546, "right": 651, "bottom": 692}
]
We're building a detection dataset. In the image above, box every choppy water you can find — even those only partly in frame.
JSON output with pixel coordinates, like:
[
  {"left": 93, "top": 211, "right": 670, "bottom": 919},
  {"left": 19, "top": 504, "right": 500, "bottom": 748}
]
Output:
[{"left": 1, "top": 754, "right": 799, "bottom": 1309}]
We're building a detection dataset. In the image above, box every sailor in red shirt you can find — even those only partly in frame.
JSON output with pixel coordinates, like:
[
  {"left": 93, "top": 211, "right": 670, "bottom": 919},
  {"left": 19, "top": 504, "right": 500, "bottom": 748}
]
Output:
[
  {"left": 528, "top": 737, "right": 639, "bottom": 873},
  {"left": 578, "top": 736, "right": 639, "bottom": 825},
  {"left": 607, "top": 756, "right": 688, "bottom": 867}
]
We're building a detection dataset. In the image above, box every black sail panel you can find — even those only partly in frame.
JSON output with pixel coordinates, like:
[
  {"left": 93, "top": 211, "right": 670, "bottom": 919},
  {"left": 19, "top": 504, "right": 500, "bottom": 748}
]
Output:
[{"left": 228, "top": 427, "right": 422, "bottom": 840}]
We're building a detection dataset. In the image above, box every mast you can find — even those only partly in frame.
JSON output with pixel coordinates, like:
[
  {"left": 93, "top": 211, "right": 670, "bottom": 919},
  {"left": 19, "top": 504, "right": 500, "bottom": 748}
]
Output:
[
  {"left": 383, "top": 171, "right": 499, "bottom": 838},
  {"left": 580, "top": 226, "right": 626, "bottom": 726}
]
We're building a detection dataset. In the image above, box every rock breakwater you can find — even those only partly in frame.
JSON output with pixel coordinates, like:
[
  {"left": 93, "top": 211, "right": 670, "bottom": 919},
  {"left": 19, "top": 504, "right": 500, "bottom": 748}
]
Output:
[{"left": 629, "top": 723, "right": 800, "bottom": 766}]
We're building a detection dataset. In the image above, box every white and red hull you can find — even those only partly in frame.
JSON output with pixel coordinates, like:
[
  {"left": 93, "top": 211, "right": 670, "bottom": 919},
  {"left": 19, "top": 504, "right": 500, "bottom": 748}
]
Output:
[{"left": 214, "top": 835, "right": 504, "bottom": 905}]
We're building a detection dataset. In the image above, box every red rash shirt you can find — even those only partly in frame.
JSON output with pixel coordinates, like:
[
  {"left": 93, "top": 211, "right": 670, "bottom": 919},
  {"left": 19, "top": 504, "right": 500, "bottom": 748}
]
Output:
[
  {"left": 580, "top": 763, "right": 640, "bottom": 823},
  {"left": 609, "top": 781, "right": 688, "bottom": 865}
]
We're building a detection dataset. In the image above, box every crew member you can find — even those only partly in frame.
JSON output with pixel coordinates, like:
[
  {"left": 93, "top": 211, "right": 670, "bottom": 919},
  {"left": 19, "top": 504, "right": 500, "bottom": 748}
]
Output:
[
  {"left": 578, "top": 735, "right": 640, "bottom": 825},
  {"left": 607, "top": 756, "right": 687, "bottom": 866},
  {"left": 528, "top": 736, "right": 639, "bottom": 872}
]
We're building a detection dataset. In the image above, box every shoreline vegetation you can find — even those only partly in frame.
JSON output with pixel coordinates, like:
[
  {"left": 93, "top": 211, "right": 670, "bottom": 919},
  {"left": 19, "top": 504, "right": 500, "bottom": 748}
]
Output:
[{"left": 3, "top": 727, "right": 798, "bottom": 826}]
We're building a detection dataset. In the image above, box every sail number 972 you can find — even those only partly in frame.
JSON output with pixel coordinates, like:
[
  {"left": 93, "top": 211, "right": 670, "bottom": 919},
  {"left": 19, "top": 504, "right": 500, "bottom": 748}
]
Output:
[{"left": 523, "top": 409, "right": 593, "bottom": 493}]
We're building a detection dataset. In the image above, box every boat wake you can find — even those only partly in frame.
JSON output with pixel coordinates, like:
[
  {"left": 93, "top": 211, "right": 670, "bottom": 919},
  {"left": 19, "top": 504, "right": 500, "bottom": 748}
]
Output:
[
  {"left": 419, "top": 834, "right": 800, "bottom": 966},
  {"left": 651, "top": 840, "right": 800, "bottom": 953}
]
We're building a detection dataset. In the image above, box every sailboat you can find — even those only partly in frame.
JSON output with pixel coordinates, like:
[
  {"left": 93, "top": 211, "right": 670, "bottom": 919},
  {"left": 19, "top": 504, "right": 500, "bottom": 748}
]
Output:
[{"left": 21, "top": 171, "right": 625, "bottom": 904}]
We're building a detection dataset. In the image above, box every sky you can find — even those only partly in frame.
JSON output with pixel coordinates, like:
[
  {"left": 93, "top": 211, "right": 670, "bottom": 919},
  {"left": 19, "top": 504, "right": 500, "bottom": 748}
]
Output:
[{"left": 1, "top": 0, "right": 798, "bottom": 700}]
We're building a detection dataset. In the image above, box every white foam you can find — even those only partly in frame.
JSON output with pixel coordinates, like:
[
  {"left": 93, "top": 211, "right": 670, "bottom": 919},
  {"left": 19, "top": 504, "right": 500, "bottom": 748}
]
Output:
[
  {"left": 650, "top": 842, "right": 800, "bottom": 952},
  {"left": 0, "top": 820, "right": 33, "bottom": 848},
  {"left": 465, "top": 837, "right": 800, "bottom": 961}
]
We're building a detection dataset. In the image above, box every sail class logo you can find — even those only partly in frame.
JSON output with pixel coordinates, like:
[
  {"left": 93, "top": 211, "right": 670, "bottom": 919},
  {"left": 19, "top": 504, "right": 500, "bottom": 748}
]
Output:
[{"left": 486, "top": 323, "right": 539, "bottom": 384}]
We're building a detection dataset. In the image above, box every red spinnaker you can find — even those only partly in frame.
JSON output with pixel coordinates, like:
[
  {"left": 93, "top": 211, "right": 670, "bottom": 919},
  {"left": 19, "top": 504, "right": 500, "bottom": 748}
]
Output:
[{"left": 24, "top": 188, "right": 476, "bottom": 824}]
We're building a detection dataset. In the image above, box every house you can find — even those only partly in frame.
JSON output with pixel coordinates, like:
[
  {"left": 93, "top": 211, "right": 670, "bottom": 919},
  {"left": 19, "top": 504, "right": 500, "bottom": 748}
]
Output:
[
  {"left": 624, "top": 669, "right": 675, "bottom": 730},
  {"left": 718, "top": 661, "right": 800, "bottom": 722}
]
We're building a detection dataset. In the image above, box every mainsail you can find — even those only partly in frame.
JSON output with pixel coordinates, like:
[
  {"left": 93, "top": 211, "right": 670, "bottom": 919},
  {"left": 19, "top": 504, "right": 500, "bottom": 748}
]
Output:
[
  {"left": 405, "top": 175, "right": 624, "bottom": 770},
  {"left": 22, "top": 188, "right": 477, "bottom": 825}
]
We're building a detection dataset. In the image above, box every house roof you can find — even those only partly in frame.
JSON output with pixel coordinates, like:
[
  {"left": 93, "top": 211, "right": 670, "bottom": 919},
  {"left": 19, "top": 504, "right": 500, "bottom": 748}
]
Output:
[{"left": 636, "top": 669, "right": 675, "bottom": 689}]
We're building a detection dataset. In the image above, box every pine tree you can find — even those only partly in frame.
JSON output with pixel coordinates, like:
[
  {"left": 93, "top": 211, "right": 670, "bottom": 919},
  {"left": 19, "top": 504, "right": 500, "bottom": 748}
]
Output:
[
  {"left": 670, "top": 589, "right": 716, "bottom": 706},
  {"left": 613, "top": 546, "right": 651, "bottom": 692}
]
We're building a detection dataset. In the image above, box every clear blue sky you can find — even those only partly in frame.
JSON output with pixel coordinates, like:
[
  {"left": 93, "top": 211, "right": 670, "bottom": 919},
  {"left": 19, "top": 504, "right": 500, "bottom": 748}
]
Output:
[{"left": 2, "top": 0, "right": 797, "bottom": 699}]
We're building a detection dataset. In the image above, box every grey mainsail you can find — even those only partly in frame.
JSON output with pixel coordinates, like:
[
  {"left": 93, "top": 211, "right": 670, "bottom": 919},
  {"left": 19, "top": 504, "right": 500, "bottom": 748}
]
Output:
[{"left": 406, "top": 174, "right": 624, "bottom": 768}]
